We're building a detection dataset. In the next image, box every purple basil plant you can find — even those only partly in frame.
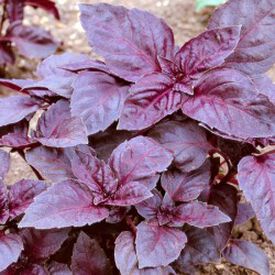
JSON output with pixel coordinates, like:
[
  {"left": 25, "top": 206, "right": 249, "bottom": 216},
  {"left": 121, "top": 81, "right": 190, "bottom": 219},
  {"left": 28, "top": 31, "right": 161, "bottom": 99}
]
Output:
[
  {"left": 0, "top": 0, "right": 59, "bottom": 67},
  {"left": 0, "top": 0, "right": 274, "bottom": 274}
]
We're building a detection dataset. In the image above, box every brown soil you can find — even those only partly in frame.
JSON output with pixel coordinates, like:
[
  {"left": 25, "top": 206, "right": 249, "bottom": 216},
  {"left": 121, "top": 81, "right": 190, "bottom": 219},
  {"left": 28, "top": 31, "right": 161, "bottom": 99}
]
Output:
[{"left": 2, "top": 0, "right": 275, "bottom": 274}]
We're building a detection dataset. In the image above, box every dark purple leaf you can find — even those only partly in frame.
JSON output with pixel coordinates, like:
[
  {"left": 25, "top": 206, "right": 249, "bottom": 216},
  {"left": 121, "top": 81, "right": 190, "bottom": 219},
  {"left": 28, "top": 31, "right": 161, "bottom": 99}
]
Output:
[
  {"left": 0, "top": 233, "right": 23, "bottom": 272},
  {"left": 71, "top": 71, "right": 128, "bottom": 135},
  {"left": 6, "top": 0, "right": 24, "bottom": 22},
  {"left": 90, "top": 127, "right": 133, "bottom": 162},
  {"left": 25, "top": 146, "right": 75, "bottom": 182},
  {"left": 208, "top": 0, "right": 275, "bottom": 75},
  {"left": 71, "top": 232, "right": 111, "bottom": 275},
  {"left": 109, "top": 136, "right": 173, "bottom": 191},
  {"left": 149, "top": 120, "right": 212, "bottom": 172},
  {"left": 136, "top": 221, "right": 187, "bottom": 268},
  {"left": 0, "top": 181, "right": 9, "bottom": 224},
  {"left": 34, "top": 100, "right": 88, "bottom": 148},
  {"left": 6, "top": 22, "right": 58, "bottom": 58},
  {"left": 217, "top": 137, "right": 258, "bottom": 167},
  {"left": 234, "top": 202, "right": 255, "bottom": 226},
  {"left": 207, "top": 183, "right": 238, "bottom": 250},
  {"left": 80, "top": 3, "right": 175, "bottom": 82},
  {"left": 0, "top": 120, "right": 35, "bottom": 148},
  {"left": 223, "top": 239, "right": 270, "bottom": 275},
  {"left": 0, "top": 42, "right": 15, "bottom": 65},
  {"left": 8, "top": 179, "right": 47, "bottom": 219},
  {"left": 26, "top": 0, "right": 60, "bottom": 20},
  {"left": 19, "top": 180, "right": 109, "bottom": 229},
  {"left": 161, "top": 160, "right": 210, "bottom": 202},
  {"left": 0, "top": 95, "right": 40, "bottom": 128},
  {"left": 176, "top": 201, "right": 231, "bottom": 228},
  {"left": 182, "top": 68, "right": 275, "bottom": 140},
  {"left": 174, "top": 26, "right": 241, "bottom": 94},
  {"left": 118, "top": 73, "right": 184, "bottom": 130},
  {"left": 115, "top": 231, "right": 176, "bottom": 275},
  {"left": 20, "top": 264, "right": 48, "bottom": 275},
  {"left": 238, "top": 152, "right": 275, "bottom": 244},
  {"left": 0, "top": 150, "right": 10, "bottom": 180},
  {"left": 20, "top": 228, "right": 69, "bottom": 261},
  {"left": 175, "top": 227, "right": 220, "bottom": 274},
  {"left": 105, "top": 206, "right": 130, "bottom": 224}
]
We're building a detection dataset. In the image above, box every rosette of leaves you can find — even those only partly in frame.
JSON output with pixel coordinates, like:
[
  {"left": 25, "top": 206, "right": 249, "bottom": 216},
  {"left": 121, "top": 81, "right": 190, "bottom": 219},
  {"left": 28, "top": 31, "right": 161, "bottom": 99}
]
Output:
[
  {"left": 0, "top": 0, "right": 60, "bottom": 66},
  {"left": 0, "top": 0, "right": 274, "bottom": 274}
]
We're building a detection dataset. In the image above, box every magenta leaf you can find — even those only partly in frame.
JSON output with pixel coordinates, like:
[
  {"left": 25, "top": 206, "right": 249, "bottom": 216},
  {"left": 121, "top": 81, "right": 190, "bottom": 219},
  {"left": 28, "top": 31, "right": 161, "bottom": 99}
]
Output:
[
  {"left": 175, "top": 227, "right": 220, "bottom": 274},
  {"left": 25, "top": 146, "right": 75, "bottom": 182},
  {"left": 26, "top": 0, "right": 60, "bottom": 20},
  {"left": 80, "top": 3, "right": 175, "bottom": 82},
  {"left": 0, "top": 95, "right": 40, "bottom": 128},
  {"left": 182, "top": 68, "right": 275, "bottom": 140},
  {"left": 118, "top": 73, "right": 184, "bottom": 130},
  {"left": 69, "top": 146, "right": 118, "bottom": 204},
  {"left": 238, "top": 152, "right": 275, "bottom": 244},
  {"left": 174, "top": 26, "right": 241, "bottom": 94},
  {"left": 234, "top": 202, "right": 255, "bottom": 226},
  {"left": 176, "top": 201, "right": 231, "bottom": 228},
  {"left": 109, "top": 136, "right": 173, "bottom": 191},
  {"left": 6, "top": 22, "right": 58, "bottom": 58},
  {"left": 115, "top": 231, "right": 176, "bottom": 275},
  {"left": 208, "top": 0, "right": 275, "bottom": 75},
  {"left": 207, "top": 183, "right": 238, "bottom": 250},
  {"left": 136, "top": 221, "right": 187, "bottom": 268},
  {"left": 71, "top": 71, "right": 128, "bottom": 135},
  {"left": 71, "top": 232, "right": 111, "bottom": 275},
  {"left": 20, "top": 228, "right": 69, "bottom": 261},
  {"left": 6, "top": 0, "right": 24, "bottom": 22},
  {"left": 34, "top": 100, "right": 88, "bottom": 148},
  {"left": 223, "top": 239, "right": 270, "bottom": 275},
  {"left": 149, "top": 120, "right": 212, "bottom": 172},
  {"left": 69, "top": 142, "right": 153, "bottom": 206},
  {"left": 0, "top": 233, "right": 23, "bottom": 272},
  {"left": 0, "top": 150, "right": 10, "bottom": 180},
  {"left": 161, "top": 160, "right": 210, "bottom": 202},
  {"left": 8, "top": 179, "right": 47, "bottom": 219},
  {"left": 19, "top": 180, "right": 109, "bottom": 229}
]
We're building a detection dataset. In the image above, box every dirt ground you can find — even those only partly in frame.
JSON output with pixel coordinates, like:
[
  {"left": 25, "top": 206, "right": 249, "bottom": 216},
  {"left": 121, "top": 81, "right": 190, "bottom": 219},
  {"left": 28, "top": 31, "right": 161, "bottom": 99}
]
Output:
[{"left": 2, "top": 0, "right": 275, "bottom": 274}]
